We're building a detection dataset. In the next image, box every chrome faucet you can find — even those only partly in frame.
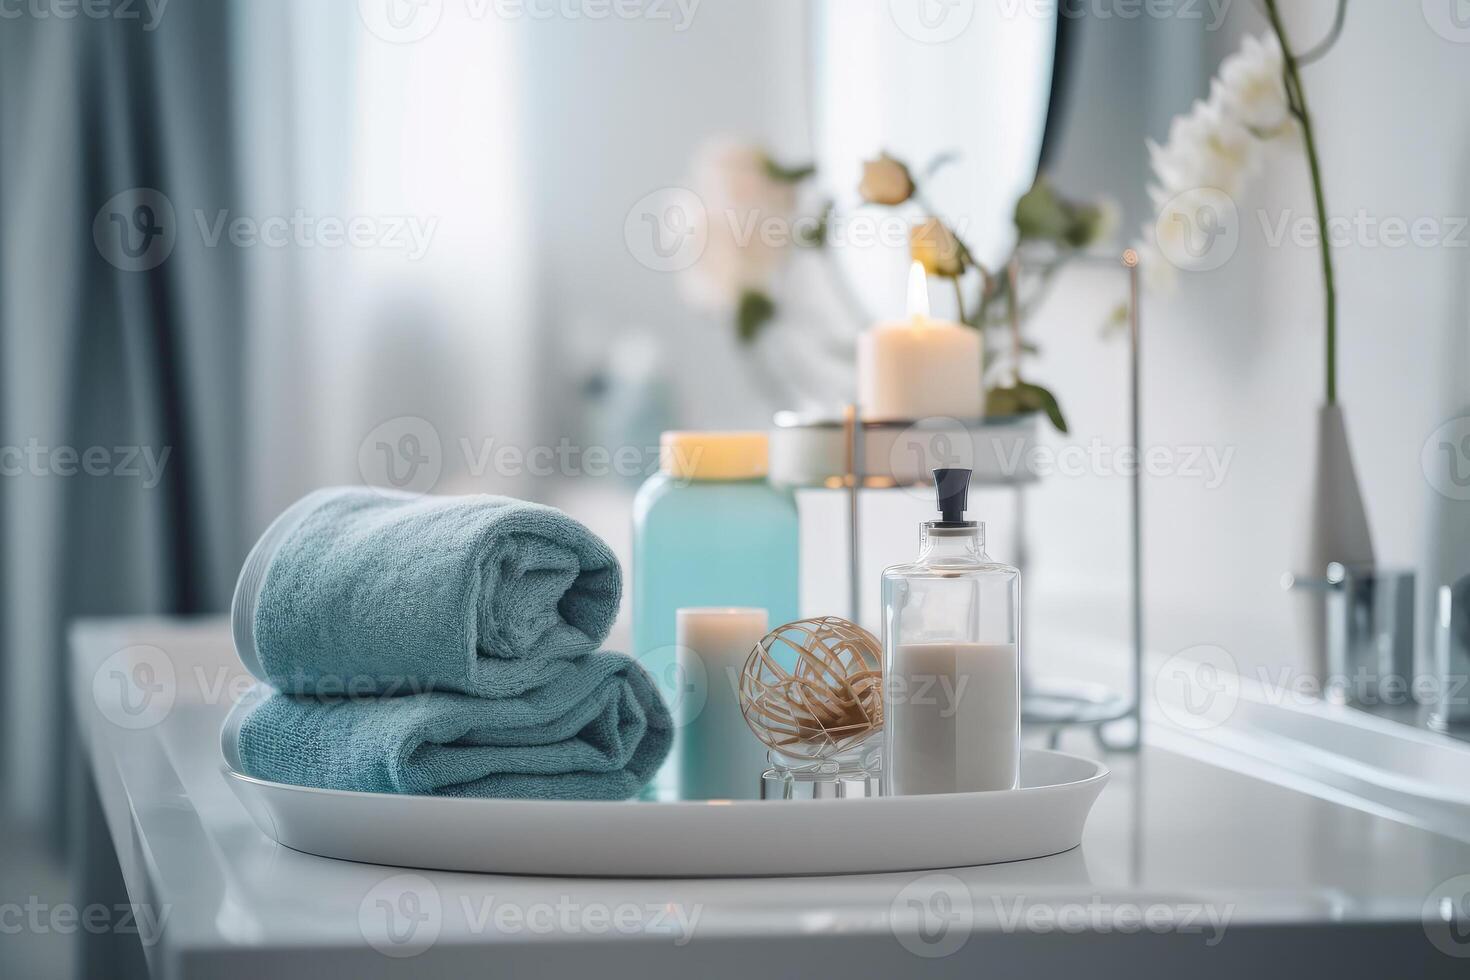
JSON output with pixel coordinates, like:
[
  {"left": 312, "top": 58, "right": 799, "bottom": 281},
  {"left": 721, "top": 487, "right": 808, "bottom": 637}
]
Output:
[{"left": 1432, "top": 575, "right": 1470, "bottom": 731}]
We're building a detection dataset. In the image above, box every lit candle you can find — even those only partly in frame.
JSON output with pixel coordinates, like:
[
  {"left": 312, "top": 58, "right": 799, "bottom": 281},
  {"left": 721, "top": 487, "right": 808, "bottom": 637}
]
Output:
[
  {"left": 675, "top": 608, "right": 770, "bottom": 800},
  {"left": 857, "top": 261, "right": 984, "bottom": 422}
]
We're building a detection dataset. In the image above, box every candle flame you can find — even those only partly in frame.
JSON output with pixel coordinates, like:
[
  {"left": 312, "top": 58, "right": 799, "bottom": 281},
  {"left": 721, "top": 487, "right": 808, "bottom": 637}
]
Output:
[{"left": 906, "top": 260, "right": 930, "bottom": 323}]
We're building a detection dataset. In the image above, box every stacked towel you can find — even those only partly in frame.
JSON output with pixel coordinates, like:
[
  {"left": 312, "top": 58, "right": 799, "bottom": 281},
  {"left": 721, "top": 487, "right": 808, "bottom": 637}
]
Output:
[
  {"left": 223, "top": 659, "right": 668, "bottom": 800},
  {"left": 223, "top": 487, "right": 671, "bottom": 800}
]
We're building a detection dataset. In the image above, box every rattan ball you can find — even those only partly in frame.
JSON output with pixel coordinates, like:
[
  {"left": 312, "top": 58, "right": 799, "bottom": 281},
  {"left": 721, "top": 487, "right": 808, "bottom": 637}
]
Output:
[{"left": 738, "top": 616, "right": 883, "bottom": 766}]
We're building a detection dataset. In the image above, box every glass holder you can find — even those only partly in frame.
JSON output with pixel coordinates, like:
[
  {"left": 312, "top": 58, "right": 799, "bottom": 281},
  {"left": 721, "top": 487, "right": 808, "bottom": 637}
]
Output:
[{"left": 759, "top": 766, "right": 882, "bottom": 800}]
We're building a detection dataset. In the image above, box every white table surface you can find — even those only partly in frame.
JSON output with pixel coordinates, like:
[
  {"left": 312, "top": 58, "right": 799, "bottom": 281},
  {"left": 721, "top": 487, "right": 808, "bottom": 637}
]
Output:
[{"left": 71, "top": 616, "right": 1470, "bottom": 979}]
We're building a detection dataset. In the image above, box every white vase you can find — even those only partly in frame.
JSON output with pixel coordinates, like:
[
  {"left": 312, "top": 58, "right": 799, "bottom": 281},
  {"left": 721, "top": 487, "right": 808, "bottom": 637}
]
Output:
[{"left": 1298, "top": 403, "right": 1376, "bottom": 678}]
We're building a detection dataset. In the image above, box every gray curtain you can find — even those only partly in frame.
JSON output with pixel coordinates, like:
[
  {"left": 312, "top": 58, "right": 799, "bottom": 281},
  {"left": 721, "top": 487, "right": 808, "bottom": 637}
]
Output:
[{"left": 0, "top": 2, "right": 246, "bottom": 844}]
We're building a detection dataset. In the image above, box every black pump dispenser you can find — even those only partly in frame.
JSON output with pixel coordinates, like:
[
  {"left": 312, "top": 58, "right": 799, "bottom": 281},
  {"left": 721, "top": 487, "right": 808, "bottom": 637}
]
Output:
[{"left": 931, "top": 468, "right": 976, "bottom": 528}]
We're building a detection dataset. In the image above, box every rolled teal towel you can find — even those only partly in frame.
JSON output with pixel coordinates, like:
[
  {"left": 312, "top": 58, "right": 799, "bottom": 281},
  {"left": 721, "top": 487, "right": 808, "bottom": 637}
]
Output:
[
  {"left": 223, "top": 651, "right": 672, "bottom": 799},
  {"left": 232, "top": 487, "right": 621, "bottom": 697}
]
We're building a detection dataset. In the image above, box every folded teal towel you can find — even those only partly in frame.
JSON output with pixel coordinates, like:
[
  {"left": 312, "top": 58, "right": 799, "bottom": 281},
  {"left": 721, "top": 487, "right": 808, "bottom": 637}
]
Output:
[
  {"left": 224, "top": 651, "right": 672, "bottom": 799},
  {"left": 232, "top": 488, "right": 621, "bottom": 697}
]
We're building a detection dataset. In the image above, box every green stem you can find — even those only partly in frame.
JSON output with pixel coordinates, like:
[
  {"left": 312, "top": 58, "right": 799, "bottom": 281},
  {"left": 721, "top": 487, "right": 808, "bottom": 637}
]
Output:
[{"left": 1263, "top": 0, "right": 1337, "bottom": 405}]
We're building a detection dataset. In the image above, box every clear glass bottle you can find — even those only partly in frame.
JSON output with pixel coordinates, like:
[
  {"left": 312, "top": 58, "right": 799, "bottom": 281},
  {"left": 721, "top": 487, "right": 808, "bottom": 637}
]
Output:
[
  {"left": 881, "top": 468, "right": 1020, "bottom": 795},
  {"left": 633, "top": 432, "right": 799, "bottom": 709}
]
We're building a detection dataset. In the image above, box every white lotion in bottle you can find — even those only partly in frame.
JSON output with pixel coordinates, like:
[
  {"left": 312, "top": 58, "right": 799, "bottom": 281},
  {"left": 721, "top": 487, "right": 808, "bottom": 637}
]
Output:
[{"left": 881, "top": 468, "right": 1021, "bottom": 795}]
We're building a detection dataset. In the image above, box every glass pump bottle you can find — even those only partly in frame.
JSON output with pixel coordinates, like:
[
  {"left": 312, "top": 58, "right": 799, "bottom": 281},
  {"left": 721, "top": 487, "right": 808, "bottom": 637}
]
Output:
[{"left": 881, "top": 468, "right": 1020, "bottom": 795}]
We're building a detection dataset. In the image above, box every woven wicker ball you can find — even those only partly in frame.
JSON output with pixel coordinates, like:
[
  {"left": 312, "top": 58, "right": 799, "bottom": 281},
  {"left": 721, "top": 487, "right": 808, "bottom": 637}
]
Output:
[{"left": 738, "top": 616, "right": 883, "bottom": 765}]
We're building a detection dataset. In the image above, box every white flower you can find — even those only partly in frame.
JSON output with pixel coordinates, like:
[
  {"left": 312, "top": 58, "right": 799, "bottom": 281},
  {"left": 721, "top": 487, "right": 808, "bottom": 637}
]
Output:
[
  {"left": 1212, "top": 33, "right": 1291, "bottom": 136},
  {"left": 1138, "top": 32, "right": 1299, "bottom": 294},
  {"left": 1146, "top": 97, "right": 1260, "bottom": 199},
  {"left": 1134, "top": 227, "right": 1178, "bottom": 294},
  {"left": 1139, "top": 93, "right": 1259, "bottom": 296},
  {"left": 680, "top": 138, "right": 796, "bottom": 310}
]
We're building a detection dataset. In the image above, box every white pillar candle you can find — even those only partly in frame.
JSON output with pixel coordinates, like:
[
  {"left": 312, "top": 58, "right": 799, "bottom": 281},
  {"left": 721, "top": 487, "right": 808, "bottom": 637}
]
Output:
[
  {"left": 888, "top": 642, "right": 1019, "bottom": 795},
  {"left": 856, "top": 262, "right": 984, "bottom": 422},
  {"left": 675, "top": 608, "right": 770, "bottom": 801}
]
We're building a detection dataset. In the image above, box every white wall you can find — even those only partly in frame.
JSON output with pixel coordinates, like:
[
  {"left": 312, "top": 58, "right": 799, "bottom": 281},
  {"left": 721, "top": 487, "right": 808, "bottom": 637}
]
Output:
[
  {"left": 1290, "top": 3, "right": 1470, "bottom": 678},
  {"left": 520, "top": 0, "right": 811, "bottom": 436},
  {"left": 516, "top": 4, "right": 1470, "bottom": 689},
  {"left": 1078, "top": 5, "right": 1470, "bottom": 679}
]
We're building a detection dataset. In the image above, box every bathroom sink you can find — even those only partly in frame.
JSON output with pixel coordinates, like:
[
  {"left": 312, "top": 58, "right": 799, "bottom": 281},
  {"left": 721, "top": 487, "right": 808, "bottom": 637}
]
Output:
[{"left": 1148, "top": 658, "right": 1470, "bottom": 843}]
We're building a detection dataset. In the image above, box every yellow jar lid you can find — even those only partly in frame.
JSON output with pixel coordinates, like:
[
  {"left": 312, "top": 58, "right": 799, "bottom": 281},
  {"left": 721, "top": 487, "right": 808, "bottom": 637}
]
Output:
[{"left": 660, "top": 431, "right": 768, "bottom": 481}]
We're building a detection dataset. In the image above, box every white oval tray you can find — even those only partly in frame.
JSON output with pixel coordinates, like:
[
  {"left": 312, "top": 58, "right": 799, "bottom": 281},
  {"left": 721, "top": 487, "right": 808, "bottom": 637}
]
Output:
[{"left": 221, "top": 748, "right": 1107, "bottom": 877}]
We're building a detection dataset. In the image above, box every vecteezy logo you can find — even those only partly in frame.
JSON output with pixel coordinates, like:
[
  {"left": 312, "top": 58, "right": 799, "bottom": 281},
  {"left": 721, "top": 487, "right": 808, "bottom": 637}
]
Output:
[
  {"left": 359, "top": 874, "right": 442, "bottom": 957},
  {"left": 623, "top": 188, "right": 707, "bottom": 273},
  {"left": 358, "top": 0, "right": 443, "bottom": 43},
  {"left": 886, "top": 417, "right": 976, "bottom": 502},
  {"left": 1153, "top": 187, "right": 1239, "bottom": 273},
  {"left": 357, "top": 416, "right": 443, "bottom": 495},
  {"left": 890, "top": 873, "right": 974, "bottom": 958},
  {"left": 1424, "top": 874, "right": 1470, "bottom": 957},
  {"left": 1424, "top": 0, "right": 1470, "bottom": 43},
  {"left": 1153, "top": 644, "right": 1240, "bottom": 731},
  {"left": 888, "top": 0, "right": 975, "bottom": 44},
  {"left": 659, "top": 645, "right": 709, "bottom": 730},
  {"left": 92, "top": 645, "right": 177, "bottom": 730},
  {"left": 93, "top": 188, "right": 176, "bottom": 272},
  {"left": 1422, "top": 416, "right": 1470, "bottom": 501}
]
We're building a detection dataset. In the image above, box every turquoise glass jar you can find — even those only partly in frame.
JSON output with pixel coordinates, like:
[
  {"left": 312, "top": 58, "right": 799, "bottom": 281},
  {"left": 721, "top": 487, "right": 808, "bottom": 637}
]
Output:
[{"left": 633, "top": 431, "right": 799, "bottom": 706}]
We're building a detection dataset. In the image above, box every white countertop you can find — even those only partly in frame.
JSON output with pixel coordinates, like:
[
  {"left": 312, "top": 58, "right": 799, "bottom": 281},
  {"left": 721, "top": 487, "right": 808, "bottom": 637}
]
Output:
[{"left": 71, "top": 616, "right": 1470, "bottom": 978}]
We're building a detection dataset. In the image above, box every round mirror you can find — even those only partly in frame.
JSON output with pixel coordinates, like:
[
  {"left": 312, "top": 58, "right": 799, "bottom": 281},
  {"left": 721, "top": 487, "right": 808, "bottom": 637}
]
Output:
[{"left": 809, "top": 1, "right": 1059, "bottom": 321}]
